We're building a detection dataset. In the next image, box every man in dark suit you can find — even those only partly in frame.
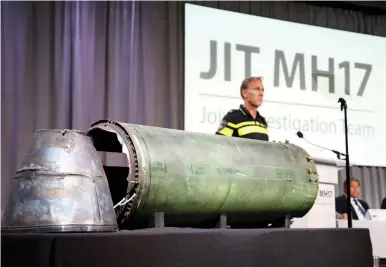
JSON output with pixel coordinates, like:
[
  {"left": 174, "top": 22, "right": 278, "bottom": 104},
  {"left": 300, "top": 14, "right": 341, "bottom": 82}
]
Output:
[
  {"left": 381, "top": 197, "right": 386, "bottom": 209},
  {"left": 335, "top": 178, "right": 370, "bottom": 220}
]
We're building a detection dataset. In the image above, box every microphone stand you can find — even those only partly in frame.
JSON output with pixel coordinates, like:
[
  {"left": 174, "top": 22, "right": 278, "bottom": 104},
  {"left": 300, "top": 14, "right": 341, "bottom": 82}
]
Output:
[{"left": 338, "top": 98, "right": 352, "bottom": 229}]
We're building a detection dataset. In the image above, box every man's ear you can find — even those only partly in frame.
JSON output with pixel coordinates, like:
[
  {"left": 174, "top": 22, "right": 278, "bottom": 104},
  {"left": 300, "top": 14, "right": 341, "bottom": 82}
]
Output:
[{"left": 241, "top": 89, "right": 246, "bottom": 99}]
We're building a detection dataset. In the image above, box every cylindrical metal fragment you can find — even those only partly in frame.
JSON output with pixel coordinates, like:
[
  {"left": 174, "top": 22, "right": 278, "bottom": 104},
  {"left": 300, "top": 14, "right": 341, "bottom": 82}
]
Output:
[{"left": 88, "top": 120, "right": 319, "bottom": 228}]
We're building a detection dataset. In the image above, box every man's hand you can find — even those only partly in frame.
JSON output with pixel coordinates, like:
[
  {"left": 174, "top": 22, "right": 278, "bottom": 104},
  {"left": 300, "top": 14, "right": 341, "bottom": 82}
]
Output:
[{"left": 339, "top": 213, "right": 348, "bottom": 219}]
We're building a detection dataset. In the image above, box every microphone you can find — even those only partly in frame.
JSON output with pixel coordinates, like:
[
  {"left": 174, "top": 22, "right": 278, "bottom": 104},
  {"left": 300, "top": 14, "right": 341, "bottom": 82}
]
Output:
[{"left": 296, "top": 131, "right": 346, "bottom": 159}]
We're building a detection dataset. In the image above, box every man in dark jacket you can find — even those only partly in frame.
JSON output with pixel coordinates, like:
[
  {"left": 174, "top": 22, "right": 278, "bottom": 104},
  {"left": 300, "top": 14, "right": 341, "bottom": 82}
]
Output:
[
  {"left": 381, "top": 197, "right": 386, "bottom": 209},
  {"left": 335, "top": 178, "right": 370, "bottom": 220}
]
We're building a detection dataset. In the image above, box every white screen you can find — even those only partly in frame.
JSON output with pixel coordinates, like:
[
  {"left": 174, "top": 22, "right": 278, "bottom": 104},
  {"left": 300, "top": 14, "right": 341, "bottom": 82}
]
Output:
[{"left": 184, "top": 4, "right": 386, "bottom": 167}]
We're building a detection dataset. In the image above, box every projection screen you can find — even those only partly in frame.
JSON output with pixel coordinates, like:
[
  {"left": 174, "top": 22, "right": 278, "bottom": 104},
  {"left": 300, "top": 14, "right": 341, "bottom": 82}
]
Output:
[{"left": 184, "top": 3, "right": 386, "bottom": 167}]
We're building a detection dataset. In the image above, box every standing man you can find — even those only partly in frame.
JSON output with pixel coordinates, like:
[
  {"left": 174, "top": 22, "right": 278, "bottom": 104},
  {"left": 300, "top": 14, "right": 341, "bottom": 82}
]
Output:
[
  {"left": 216, "top": 76, "right": 269, "bottom": 141},
  {"left": 216, "top": 76, "right": 280, "bottom": 228}
]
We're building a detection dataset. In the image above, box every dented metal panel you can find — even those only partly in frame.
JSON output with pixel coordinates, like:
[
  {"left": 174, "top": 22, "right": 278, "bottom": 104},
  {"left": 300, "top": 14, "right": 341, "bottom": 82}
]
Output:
[{"left": 1, "top": 129, "right": 118, "bottom": 233}]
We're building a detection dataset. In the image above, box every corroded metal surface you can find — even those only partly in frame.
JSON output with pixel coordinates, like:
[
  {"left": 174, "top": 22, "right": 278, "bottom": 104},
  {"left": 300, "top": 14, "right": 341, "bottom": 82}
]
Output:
[
  {"left": 88, "top": 120, "right": 319, "bottom": 226},
  {"left": 1, "top": 129, "right": 118, "bottom": 233}
]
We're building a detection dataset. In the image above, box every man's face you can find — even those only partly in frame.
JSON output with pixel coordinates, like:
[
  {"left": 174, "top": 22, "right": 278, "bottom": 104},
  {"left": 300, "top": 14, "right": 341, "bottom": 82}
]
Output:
[
  {"left": 349, "top": 180, "right": 361, "bottom": 198},
  {"left": 242, "top": 78, "right": 264, "bottom": 108}
]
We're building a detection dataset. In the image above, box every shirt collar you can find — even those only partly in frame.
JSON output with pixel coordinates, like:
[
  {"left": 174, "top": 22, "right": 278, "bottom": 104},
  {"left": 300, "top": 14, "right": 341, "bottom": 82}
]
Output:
[
  {"left": 343, "top": 193, "right": 358, "bottom": 201},
  {"left": 239, "top": 104, "right": 260, "bottom": 119}
]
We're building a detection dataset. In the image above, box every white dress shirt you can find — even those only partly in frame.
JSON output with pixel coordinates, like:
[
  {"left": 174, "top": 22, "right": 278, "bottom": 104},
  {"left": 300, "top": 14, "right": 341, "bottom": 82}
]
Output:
[{"left": 343, "top": 194, "right": 367, "bottom": 220}]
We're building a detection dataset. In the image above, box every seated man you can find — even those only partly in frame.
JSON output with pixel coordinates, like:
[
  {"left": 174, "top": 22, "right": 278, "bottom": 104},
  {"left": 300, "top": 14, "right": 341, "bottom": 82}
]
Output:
[
  {"left": 335, "top": 178, "right": 370, "bottom": 220},
  {"left": 381, "top": 197, "right": 386, "bottom": 209}
]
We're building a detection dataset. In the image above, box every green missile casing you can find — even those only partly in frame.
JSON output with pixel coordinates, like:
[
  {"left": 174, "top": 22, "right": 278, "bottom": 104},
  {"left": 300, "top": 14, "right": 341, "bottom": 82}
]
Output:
[{"left": 88, "top": 120, "right": 319, "bottom": 227}]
